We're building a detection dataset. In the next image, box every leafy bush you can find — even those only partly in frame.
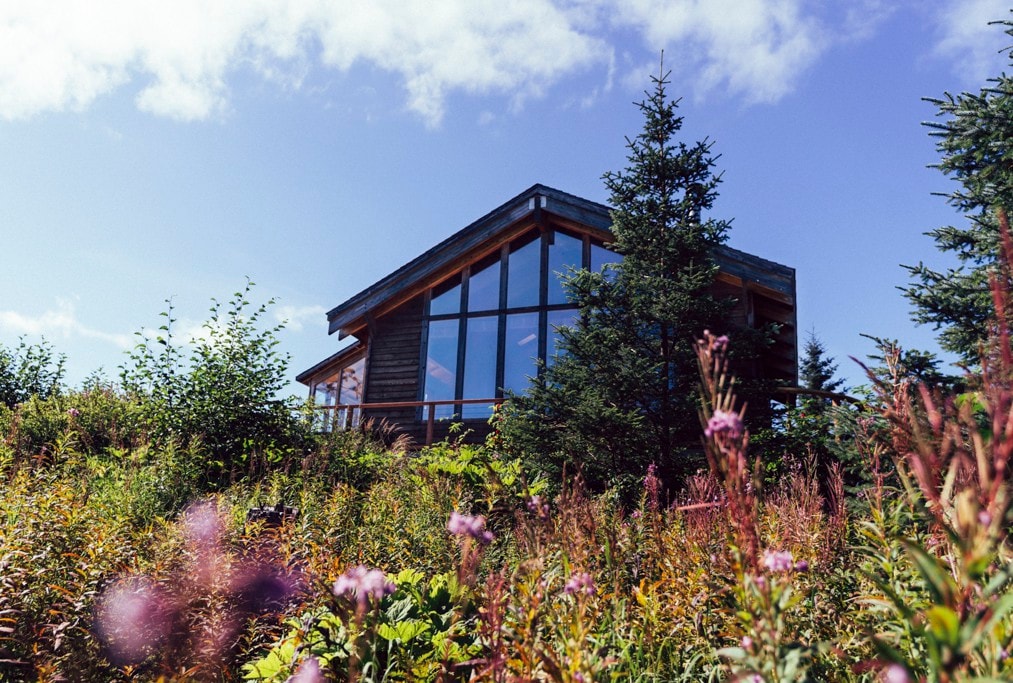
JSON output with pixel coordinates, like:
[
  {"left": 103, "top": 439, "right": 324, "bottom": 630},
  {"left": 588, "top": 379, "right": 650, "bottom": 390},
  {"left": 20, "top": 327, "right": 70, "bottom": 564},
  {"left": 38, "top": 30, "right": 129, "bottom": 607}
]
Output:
[
  {"left": 0, "top": 337, "right": 65, "bottom": 408},
  {"left": 121, "top": 280, "right": 312, "bottom": 484}
]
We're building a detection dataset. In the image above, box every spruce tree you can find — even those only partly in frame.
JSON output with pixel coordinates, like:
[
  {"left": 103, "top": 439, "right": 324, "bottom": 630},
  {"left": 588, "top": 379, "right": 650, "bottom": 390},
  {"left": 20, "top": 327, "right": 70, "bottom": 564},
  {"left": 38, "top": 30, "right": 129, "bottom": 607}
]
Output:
[
  {"left": 904, "top": 16, "right": 1013, "bottom": 362},
  {"left": 501, "top": 65, "right": 747, "bottom": 493},
  {"left": 798, "top": 329, "right": 844, "bottom": 415}
]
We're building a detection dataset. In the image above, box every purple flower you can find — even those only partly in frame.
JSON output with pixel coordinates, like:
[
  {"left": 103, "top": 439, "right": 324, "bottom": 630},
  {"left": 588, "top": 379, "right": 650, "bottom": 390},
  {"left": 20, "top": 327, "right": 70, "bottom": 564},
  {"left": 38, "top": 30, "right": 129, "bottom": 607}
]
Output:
[
  {"left": 762, "top": 549, "right": 794, "bottom": 573},
  {"left": 447, "top": 511, "right": 494, "bottom": 545},
  {"left": 333, "top": 566, "right": 395, "bottom": 607},
  {"left": 794, "top": 560, "right": 809, "bottom": 572},
  {"left": 67, "top": 408, "right": 80, "bottom": 418},
  {"left": 526, "top": 495, "right": 550, "bottom": 519},
  {"left": 288, "top": 656, "right": 325, "bottom": 683},
  {"left": 563, "top": 572, "right": 595, "bottom": 597},
  {"left": 94, "top": 577, "right": 174, "bottom": 665},
  {"left": 704, "top": 410, "right": 744, "bottom": 439},
  {"left": 881, "top": 664, "right": 912, "bottom": 683}
]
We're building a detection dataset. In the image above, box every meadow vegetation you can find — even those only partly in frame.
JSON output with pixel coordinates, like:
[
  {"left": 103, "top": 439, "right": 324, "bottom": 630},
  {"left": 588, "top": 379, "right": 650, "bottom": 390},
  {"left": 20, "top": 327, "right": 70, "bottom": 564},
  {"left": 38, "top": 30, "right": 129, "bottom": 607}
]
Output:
[
  {"left": 2, "top": 20, "right": 1011, "bottom": 682},
  {"left": 1, "top": 235, "right": 1011, "bottom": 681}
]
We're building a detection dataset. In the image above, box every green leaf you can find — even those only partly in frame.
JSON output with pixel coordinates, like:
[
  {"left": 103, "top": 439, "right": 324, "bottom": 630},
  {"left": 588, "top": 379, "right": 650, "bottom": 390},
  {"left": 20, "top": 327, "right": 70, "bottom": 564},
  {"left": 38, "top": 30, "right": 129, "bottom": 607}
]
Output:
[{"left": 925, "top": 605, "right": 960, "bottom": 649}]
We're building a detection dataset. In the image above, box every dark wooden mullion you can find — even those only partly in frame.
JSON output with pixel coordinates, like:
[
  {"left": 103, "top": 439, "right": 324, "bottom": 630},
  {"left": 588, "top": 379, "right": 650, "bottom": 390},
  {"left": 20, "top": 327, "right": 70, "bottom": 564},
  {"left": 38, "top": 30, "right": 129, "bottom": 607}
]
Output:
[
  {"left": 455, "top": 266, "right": 470, "bottom": 410},
  {"left": 495, "top": 243, "right": 508, "bottom": 398},
  {"left": 415, "top": 289, "right": 433, "bottom": 420},
  {"left": 537, "top": 230, "right": 549, "bottom": 370}
]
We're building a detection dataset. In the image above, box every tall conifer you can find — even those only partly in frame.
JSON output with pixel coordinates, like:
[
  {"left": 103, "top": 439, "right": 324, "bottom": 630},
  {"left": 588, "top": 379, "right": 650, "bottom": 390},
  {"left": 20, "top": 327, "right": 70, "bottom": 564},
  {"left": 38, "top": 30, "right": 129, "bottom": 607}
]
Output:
[
  {"left": 904, "top": 16, "right": 1013, "bottom": 362},
  {"left": 502, "top": 65, "right": 751, "bottom": 492}
]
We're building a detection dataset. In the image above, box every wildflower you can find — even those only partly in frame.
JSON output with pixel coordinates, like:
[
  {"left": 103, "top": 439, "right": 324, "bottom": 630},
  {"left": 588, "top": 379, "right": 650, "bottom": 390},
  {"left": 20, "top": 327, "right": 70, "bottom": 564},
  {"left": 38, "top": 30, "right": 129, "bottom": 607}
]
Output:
[
  {"left": 288, "top": 656, "right": 325, "bottom": 683},
  {"left": 794, "top": 559, "right": 809, "bottom": 572},
  {"left": 762, "top": 549, "right": 794, "bottom": 573},
  {"left": 94, "top": 577, "right": 174, "bottom": 665},
  {"left": 740, "top": 635, "right": 753, "bottom": 650},
  {"left": 704, "top": 410, "right": 744, "bottom": 439},
  {"left": 181, "top": 500, "right": 224, "bottom": 549},
  {"left": 526, "top": 495, "right": 550, "bottom": 519},
  {"left": 67, "top": 408, "right": 80, "bottom": 418},
  {"left": 447, "top": 511, "right": 495, "bottom": 544},
  {"left": 881, "top": 664, "right": 911, "bottom": 683},
  {"left": 333, "top": 566, "right": 395, "bottom": 607},
  {"left": 564, "top": 572, "right": 595, "bottom": 597}
]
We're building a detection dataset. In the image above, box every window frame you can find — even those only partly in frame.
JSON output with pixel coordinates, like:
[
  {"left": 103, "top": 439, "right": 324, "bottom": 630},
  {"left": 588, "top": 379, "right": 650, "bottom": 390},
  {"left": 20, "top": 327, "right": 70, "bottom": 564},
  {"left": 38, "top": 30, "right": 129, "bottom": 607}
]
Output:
[{"left": 418, "top": 227, "right": 615, "bottom": 420}]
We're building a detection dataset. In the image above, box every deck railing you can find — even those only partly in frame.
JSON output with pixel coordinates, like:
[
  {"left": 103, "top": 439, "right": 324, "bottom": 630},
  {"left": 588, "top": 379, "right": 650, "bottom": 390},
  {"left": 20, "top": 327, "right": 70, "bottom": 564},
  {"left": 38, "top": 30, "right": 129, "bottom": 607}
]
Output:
[
  {"left": 311, "top": 387, "right": 856, "bottom": 446},
  {"left": 312, "top": 398, "right": 505, "bottom": 446}
]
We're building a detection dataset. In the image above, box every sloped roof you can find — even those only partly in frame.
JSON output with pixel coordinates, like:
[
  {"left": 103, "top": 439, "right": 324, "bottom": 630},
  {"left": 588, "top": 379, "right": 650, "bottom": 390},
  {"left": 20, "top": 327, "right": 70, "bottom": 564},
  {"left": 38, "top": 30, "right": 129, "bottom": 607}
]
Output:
[{"left": 325, "top": 183, "right": 795, "bottom": 338}]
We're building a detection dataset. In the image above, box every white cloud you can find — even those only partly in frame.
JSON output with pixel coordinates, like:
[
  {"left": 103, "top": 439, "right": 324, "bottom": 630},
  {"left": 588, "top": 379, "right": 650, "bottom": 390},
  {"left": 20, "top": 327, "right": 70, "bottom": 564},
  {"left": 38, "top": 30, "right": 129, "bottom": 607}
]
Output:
[
  {"left": 0, "top": 301, "right": 132, "bottom": 349},
  {"left": 602, "top": 0, "right": 825, "bottom": 104},
  {"left": 933, "top": 1, "right": 1011, "bottom": 84},
  {"left": 1, "top": 0, "right": 945, "bottom": 123},
  {"left": 0, "top": 0, "right": 605, "bottom": 125}
]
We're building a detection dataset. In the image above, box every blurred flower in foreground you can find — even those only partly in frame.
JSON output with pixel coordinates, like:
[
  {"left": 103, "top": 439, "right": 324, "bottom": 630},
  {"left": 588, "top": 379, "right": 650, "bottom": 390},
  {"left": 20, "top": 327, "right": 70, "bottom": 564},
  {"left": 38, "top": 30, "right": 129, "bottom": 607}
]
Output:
[
  {"left": 288, "top": 656, "right": 325, "bottom": 683},
  {"left": 333, "top": 565, "right": 395, "bottom": 607},
  {"left": 447, "top": 510, "right": 494, "bottom": 544},
  {"left": 761, "top": 549, "right": 794, "bottom": 573},
  {"left": 94, "top": 577, "right": 174, "bottom": 666}
]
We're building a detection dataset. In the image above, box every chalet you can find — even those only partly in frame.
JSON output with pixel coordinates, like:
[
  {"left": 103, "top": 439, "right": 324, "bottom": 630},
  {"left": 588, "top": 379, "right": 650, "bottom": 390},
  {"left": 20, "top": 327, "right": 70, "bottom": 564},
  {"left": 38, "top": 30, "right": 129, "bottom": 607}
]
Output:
[{"left": 297, "top": 184, "right": 797, "bottom": 445}]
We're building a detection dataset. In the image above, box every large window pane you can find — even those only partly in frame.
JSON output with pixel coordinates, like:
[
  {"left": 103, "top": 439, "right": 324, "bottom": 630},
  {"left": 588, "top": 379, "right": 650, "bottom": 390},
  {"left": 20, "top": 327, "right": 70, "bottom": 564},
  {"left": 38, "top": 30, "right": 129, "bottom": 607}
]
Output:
[
  {"left": 507, "top": 233, "right": 541, "bottom": 309},
  {"left": 314, "top": 378, "right": 339, "bottom": 406},
  {"left": 503, "top": 312, "right": 539, "bottom": 395},
  {"left": 339, "top": 357, "right": 365, "bottom": 404},
  {"left": 547, "top": 308, "right": 578, "bottom": 367},
  {"left": 462, "top": 315, "right": 498, "bottom": 418},
  {"left": 425, "top": 319, "right": 459, "bottom": 418},
  {"left": 591, "top": 242, "right": 622, "bottom": 278},
  {"left": 547, "top": 231, "right": 584, "bottom": 304},
  {"left": 430, "top": 275, "right": 462, "bottom": 316},
  {"left": 468, "top": 254, "right": 501, "bottom": 313}
]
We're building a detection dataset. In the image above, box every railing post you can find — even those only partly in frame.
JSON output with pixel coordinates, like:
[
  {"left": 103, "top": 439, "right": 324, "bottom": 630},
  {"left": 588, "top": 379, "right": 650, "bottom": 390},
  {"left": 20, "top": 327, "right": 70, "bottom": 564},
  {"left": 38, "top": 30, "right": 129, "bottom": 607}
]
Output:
[{"left": 426, "top": 404, "right": 435, "bottom": 446}]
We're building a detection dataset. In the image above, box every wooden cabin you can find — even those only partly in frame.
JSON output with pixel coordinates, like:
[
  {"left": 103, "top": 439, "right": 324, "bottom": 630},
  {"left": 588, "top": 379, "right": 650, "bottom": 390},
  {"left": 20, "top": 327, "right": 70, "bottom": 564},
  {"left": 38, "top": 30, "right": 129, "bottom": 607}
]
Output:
[{"left": 297, "top": 184, "right": 797, "bottom": 445}]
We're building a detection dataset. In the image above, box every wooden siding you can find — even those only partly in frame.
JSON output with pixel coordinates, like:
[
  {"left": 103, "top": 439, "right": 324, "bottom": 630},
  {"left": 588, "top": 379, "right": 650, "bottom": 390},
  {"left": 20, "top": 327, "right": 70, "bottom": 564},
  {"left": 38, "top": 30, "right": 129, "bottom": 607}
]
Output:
[{"left": 361, "top": 294, "right": 424, "bottom": 441}]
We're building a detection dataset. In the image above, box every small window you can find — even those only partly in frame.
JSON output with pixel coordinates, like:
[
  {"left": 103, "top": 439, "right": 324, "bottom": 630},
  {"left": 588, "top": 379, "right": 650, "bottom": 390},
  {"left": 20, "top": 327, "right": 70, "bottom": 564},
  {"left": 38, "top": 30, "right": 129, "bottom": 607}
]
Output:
[
  {"left": 507, "top": 232, "right": 541, "bottom": 309},
  {"left": 468, "top": 253, "right": 501, "bottom": 313},
  {"left": 430, "top": 275, "right": 462, "bottom": 316}
]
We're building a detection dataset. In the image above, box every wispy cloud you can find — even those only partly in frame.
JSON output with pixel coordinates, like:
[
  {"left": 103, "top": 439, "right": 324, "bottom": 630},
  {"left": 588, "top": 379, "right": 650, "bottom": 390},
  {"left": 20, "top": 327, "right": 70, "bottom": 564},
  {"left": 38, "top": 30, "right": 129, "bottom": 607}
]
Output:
[
  {"left": 933, "top": 1, "right": 1010, "bottom": 84},
  {"left": 0, "top": 301, "right": 132, "bottom": 349}
]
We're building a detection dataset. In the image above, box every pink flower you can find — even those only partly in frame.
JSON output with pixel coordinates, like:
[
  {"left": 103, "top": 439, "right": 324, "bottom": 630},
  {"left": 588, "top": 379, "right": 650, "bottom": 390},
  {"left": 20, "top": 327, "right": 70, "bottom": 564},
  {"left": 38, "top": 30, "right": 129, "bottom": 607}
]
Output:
[
  {"left": 447, "top": 511, "right": 494, "bottom": 544},
  {"left": 881, "top": 664, "right": 911, "bottom": 683},
  {"left": 67, "top": 408, "right": 80, "bottom": 418},
  {"left": 762, "top": 549, "right": 794, "bottom": 573},
  {"left": 288, "top": 656, "right": 325, "bottom": 683},
  {"left": 563, "top": 572, "right": 595, "bottom": 596},
  {"left": 94, "top": 577, "right": 174, "bottom": 665},
  {"left": 704, "top": 410, "right": 744, "bottom": 439},
  {"left": 740, "top": 635, "right": 753, "bottom": 650},
  {"left": 333, "top": 566, "right": 395, "bottom": 607}
]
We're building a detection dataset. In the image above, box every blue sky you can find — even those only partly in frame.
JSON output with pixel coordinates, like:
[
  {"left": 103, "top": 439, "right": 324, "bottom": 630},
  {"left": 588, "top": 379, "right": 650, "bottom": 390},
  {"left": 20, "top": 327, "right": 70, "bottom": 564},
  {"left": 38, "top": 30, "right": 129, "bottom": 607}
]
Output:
[{"left": 0, "top": 0, "right": 1010, "bottom": 395}]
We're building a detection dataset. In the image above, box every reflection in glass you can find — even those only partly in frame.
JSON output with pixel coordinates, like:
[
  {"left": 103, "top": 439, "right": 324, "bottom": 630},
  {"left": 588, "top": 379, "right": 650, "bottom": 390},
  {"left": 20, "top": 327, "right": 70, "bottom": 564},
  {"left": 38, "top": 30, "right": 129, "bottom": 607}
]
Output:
[
  {"left": 468, "top": 254, "right": 501, "bottom": 313},
  {"left": 503, "top": 312, "right": 539, "bottom": 394},
  {"left": 547, "top": 309, "right": 578, "bottom": 367},
  {"left": 430, "top": 275, "right": 462, "bottom": 316},
  {"left": 547, "top": 231, "right": 584, "bottom": 304},
  {"left": 590, "top": 242, "right": 622, "bottom": 278},
  {"left": 507, "top": 233, "right": 541, "bottom": 309},
  {"left": 314, "top": 380, "right": 338, "bottom": 406},
  {"left": 339, "top": 357, "right": 365, "bottom": 404},
  {"left": 462, "top": 316, "right": 498, "bottom": 418},
  {"left": 425, "top": 319, "right": 459, "bottom": 418}
]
